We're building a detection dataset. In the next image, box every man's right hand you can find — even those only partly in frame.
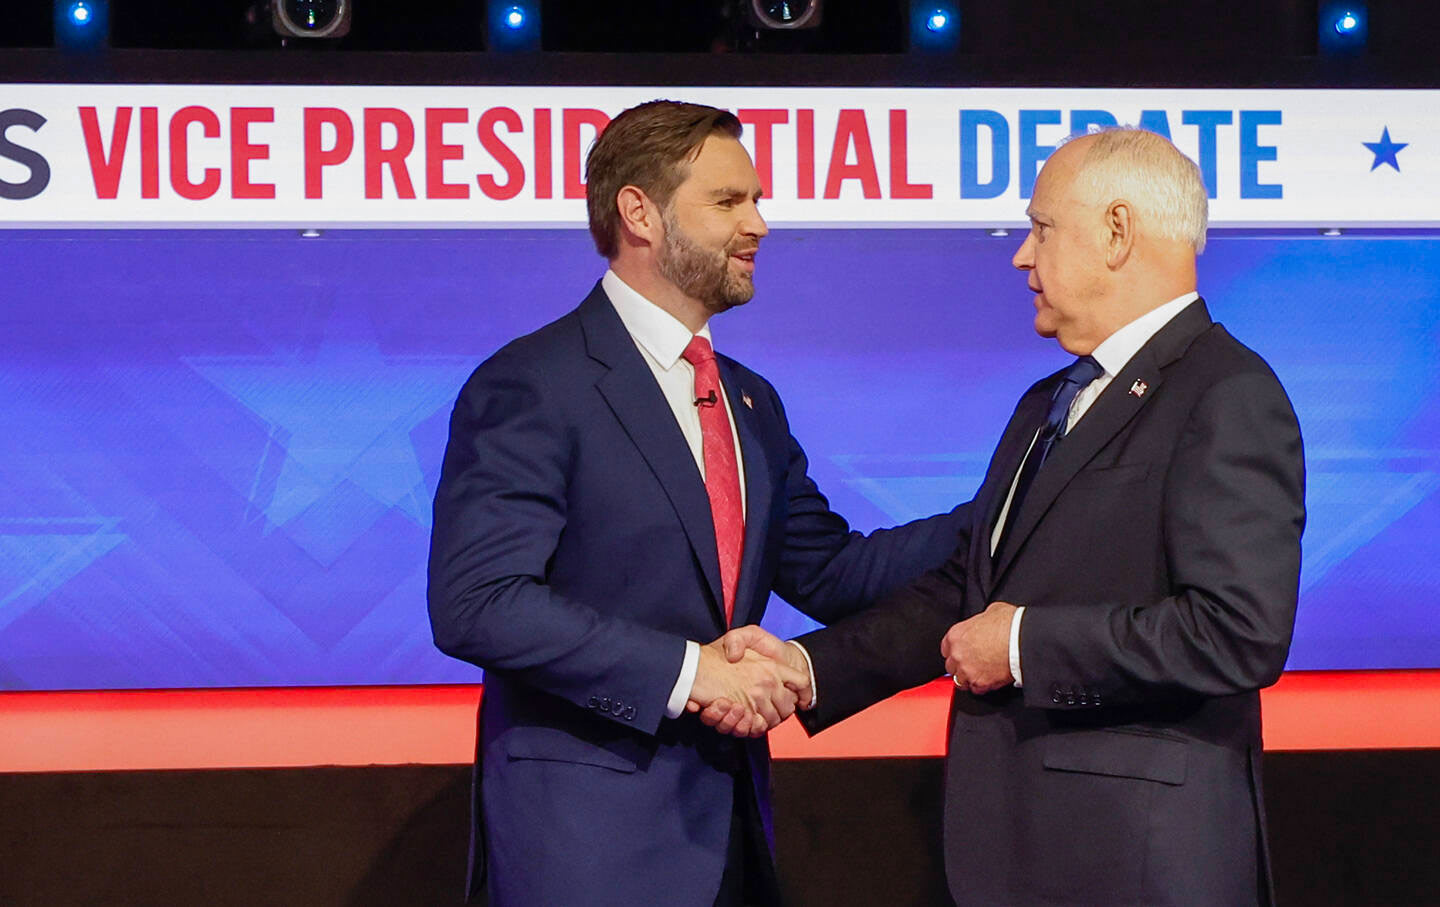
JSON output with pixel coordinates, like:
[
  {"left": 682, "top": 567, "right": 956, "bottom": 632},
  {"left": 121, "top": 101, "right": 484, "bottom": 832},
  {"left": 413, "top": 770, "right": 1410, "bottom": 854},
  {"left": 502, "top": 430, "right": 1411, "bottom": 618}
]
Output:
[
  {"left": 686, "top": 626, "right": 812, "bottom": 737},
  {"left": 685, "top": 632, "right": 810, "bottom": 738}
]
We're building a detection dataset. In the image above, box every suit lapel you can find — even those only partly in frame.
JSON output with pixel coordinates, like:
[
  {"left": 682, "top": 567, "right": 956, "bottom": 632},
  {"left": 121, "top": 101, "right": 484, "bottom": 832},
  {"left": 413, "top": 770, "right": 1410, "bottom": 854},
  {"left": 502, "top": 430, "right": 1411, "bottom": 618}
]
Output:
[
  {"left": 976, "top": 392, "right": 1049, "bottom": 598},
  {"left": 718, "top": 360, "right": 773, "bottom": 628},
  {"left": 579, "top": 286, "right": 727, "bottom": 625},
  {"left": 991, "top": 299, "right": 1214, "bottom": 583}
]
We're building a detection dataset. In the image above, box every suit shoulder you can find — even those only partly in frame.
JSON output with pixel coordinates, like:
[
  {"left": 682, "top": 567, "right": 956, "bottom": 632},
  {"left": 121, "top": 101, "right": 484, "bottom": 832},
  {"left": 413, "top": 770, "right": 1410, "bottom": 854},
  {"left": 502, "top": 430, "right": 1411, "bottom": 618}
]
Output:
[
  {"left": 459, "top": 306, "right": 586, "bottom": 394},
  {"left": 1182, "top": 324, "right": 1288, "bottom": 391},
  {"left": 490, "top": 306, "right": 586, "bottom": 369},
  {"left": 1174, "top": 326, "right": 1300, "bottom": 437}
]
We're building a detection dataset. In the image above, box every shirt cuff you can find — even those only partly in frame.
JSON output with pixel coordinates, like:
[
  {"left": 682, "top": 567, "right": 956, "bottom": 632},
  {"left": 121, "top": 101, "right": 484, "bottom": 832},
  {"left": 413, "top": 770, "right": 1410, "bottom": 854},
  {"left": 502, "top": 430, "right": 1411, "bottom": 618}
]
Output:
[
  {"left": 1008, "top": 606, "right": 1026, "bottom": 688},
  {"left": 665, "top": 640, "right": 701, "bottom": 719},
  {"left": 787, "top": 640, "right": 818, "bottom": 709}
]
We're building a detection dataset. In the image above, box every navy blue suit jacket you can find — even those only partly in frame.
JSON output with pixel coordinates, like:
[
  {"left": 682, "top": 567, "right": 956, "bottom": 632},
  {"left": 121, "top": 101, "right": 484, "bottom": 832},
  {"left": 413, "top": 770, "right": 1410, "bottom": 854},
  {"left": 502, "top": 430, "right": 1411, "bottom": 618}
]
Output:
[{"left": 428, "top": 284, "right": 964, "bottom": 906}]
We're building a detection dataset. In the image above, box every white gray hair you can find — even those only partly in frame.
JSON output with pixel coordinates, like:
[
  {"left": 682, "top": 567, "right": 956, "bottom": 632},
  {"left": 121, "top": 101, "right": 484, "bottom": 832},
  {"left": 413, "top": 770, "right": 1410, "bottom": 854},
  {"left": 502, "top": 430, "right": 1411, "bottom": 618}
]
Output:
[{"left": 1067, "top": 126, "right": 1209, "bottom": 254}]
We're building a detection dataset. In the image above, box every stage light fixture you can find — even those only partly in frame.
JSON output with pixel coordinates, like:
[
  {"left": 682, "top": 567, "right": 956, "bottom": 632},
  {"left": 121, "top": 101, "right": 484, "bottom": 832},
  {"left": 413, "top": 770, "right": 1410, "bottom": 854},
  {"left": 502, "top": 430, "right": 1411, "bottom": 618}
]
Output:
[
  {"left": 487, "top": 0, "right": 539, "bottom": 51},
  {"left": 1318, "top": 1, "right": 1367, "bottom": 55},
  {"left": 747, "top": 0, "right": 823, "bottom": 30},
  {"left": 910, "top": 2, "right": 958, "bottom": 51},
  {"left": 54, "top": 0, "right": 108, "bottom": 50},
  {"left": 272, "top": 0, "right": 351, "bottom": 39}
]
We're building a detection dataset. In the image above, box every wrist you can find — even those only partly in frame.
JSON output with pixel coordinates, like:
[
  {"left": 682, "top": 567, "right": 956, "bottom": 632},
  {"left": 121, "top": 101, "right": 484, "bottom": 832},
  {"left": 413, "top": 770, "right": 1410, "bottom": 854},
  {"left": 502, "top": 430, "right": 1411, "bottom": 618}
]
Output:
[{"left": 781, "top": 640, "right": 806, "bottom": 673}]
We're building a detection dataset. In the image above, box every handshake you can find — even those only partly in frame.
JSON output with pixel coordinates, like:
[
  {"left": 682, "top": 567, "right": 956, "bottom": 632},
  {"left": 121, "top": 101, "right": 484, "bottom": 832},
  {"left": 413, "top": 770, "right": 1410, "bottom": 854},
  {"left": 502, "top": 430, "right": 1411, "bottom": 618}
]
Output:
[
  {"left": 682, "top": 601, "right": 1023, "bottom": 739},
  {"left": 684, "top": 625, "right": 811, "bottom": 738}
]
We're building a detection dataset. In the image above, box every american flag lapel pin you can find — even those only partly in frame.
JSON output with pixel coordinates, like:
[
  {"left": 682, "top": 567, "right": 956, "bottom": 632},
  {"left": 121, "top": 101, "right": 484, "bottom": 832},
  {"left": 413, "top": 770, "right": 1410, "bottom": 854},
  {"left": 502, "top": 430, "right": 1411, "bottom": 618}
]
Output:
[
  {"left": 1129, "top": 379, "right": 1149, "bottom": 398},
  {"left": 742, "top": 392, "right": 754, "bottom": 410}
]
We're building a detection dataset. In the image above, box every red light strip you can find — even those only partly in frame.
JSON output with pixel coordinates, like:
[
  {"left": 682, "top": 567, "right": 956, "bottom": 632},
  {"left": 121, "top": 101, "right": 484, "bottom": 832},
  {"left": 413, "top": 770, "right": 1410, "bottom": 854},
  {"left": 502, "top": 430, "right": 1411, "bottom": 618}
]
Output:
[{"left": 1, "top": 671, "right": 1436, "bottom": 773}]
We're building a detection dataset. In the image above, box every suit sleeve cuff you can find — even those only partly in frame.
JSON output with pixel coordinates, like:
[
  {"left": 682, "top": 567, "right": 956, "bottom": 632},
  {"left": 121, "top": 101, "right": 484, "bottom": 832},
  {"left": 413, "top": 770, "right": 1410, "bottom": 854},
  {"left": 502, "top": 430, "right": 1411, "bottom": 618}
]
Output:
[
  {"left": 665, "top": 640, "right": 701, "bottom": 719},
  {"left": 1009, "top": 606, "right": 1025, "bottom": 688},
  {"left": 788, "top": 640, "right": 818, "bottom": 709}
]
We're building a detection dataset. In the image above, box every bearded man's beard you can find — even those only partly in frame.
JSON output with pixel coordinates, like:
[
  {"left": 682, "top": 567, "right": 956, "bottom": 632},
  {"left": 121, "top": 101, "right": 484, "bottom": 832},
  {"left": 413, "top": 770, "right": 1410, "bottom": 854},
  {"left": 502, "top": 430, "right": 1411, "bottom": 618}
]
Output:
[{"left": 657, "top": 208, "right": 757, "bottom": 313}]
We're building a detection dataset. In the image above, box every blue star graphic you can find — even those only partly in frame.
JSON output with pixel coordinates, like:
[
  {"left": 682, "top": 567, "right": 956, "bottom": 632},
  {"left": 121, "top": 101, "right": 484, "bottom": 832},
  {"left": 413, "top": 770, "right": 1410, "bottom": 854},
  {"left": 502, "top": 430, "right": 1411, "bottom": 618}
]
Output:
[
  {"left": 184, "top": 310, "right": 473, "bottom": 564},
  {"left": 1363, "top": 127, "right": 1407, "bottom": 172}
]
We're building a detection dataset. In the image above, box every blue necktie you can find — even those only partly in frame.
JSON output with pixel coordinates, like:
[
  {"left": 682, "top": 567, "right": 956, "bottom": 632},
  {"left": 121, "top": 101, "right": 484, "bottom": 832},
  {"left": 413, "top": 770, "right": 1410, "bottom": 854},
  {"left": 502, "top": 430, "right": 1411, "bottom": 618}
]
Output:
[{"left": 995, "top": 356, "right": 1104, "bottom": 562}]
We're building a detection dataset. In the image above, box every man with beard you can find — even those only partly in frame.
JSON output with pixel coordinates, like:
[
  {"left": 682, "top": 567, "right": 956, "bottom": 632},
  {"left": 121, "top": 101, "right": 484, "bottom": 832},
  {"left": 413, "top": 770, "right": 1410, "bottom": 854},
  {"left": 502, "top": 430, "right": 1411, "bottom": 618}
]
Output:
[{"left": 428, "top": 100, "right": 965, "bottom": 907}]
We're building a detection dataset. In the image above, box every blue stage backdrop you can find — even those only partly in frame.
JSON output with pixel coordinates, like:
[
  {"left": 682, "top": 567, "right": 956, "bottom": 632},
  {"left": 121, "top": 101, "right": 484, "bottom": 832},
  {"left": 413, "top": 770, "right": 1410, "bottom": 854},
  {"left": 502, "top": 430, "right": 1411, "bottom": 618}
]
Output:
[{"left": 1, "top": 228, "right": 1436, "bottom": 690}]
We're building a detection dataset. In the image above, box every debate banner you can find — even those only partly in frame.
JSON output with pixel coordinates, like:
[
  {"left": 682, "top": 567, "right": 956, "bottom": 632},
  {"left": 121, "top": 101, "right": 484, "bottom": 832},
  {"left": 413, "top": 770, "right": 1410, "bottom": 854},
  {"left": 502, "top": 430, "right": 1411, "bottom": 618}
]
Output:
[{"left": 1, "top": 85, "right": 1433, "bottom": 227}]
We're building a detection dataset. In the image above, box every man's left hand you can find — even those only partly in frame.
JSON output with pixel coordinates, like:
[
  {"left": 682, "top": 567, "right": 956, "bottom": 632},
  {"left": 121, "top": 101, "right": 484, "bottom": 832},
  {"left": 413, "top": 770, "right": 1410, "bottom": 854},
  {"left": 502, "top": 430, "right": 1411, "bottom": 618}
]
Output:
[{"left": 942, "top": 601, "right": 1018, "bottom": 695}]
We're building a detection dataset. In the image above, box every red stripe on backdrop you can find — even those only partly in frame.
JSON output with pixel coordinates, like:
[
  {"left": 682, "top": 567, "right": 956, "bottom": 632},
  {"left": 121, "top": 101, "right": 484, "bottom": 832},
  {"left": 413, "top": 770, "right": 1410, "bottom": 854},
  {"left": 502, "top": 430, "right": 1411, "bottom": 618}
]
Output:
[{"left": 1, "top": 671, "right": 1437, "bottom": 773}]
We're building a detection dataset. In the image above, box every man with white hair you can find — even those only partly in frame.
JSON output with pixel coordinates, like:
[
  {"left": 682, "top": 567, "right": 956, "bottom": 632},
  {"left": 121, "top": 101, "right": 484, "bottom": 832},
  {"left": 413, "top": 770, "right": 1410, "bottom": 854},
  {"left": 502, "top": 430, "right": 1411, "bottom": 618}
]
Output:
[{"left": 709, "top": 127, "right": 1306, "bottom": 905}]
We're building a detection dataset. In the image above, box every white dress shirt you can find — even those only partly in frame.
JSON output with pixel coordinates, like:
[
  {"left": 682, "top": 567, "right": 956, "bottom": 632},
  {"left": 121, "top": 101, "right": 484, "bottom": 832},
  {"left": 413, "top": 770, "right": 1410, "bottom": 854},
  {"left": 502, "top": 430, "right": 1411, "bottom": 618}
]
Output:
[
  {"left": 997, "top": 291, "right": 1200, "bottom": 685},
  {"left": 601, "top": 270, "right": 748, "bottom": 718},
  {"left": 791, "top": 293, "right": 1202, "bottom": 703}
]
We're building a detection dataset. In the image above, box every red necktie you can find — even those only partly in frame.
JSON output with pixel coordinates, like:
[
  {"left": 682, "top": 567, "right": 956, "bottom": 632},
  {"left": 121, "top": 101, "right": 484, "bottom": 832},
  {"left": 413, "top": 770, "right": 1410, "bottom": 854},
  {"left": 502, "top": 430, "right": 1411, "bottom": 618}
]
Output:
[{"left": 682, "top": 335, "right": 744, "bottom": 625}]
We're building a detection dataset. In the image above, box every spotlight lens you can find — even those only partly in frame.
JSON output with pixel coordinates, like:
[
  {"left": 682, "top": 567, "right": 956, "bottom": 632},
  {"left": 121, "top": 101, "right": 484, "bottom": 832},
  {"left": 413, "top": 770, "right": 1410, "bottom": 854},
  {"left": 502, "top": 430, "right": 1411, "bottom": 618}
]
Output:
[
  {"left": 1335, "top": 11, "right": 1359, "bottom": 33},
  {"left": 282, "top": 0, "right": 341, "bottom": 31},
  {"left": 504, "top": 6, "right": 525, "bottom": 28},
  {"left": 69, "top": 2, "right": 92, "bottom": 24},
  {"left": 762, "top": 0, "right": 813, "bottom": 24},
  {"left": 927, "top": 12, "right": 948, "bottom": 31}
]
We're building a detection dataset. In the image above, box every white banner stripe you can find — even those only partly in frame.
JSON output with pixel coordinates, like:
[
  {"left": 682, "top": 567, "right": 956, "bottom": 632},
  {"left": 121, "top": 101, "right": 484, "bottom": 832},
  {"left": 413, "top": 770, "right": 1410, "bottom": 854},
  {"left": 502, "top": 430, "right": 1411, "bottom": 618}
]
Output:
[{"left": 1, "top": 84, "right": 1435, "bottom": 227}]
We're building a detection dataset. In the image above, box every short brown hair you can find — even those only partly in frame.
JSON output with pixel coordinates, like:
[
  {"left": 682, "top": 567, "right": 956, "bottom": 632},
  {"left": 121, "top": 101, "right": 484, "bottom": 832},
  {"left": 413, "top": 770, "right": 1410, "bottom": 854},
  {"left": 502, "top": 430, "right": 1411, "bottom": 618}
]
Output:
[{"left": 585, "top": 100, "right": 743, "bottom": 259}]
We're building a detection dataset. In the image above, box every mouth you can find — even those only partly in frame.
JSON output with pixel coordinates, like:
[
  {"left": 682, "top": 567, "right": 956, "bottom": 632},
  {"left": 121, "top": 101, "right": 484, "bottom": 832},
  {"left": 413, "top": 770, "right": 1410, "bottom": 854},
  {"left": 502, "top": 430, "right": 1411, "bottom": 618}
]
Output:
[{"left": 729, "top": 248, "right": 758, "bottom": 274}]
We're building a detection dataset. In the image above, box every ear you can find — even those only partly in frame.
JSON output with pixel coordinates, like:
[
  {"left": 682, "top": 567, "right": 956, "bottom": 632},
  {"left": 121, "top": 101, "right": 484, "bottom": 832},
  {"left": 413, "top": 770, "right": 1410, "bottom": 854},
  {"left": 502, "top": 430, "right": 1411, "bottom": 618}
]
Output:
[
  {"left": 616, "top": 185, "right": 663, "bottom": 249},
  {"left": 1105, "top": 199, "right": 1134, "bottom": 270}
]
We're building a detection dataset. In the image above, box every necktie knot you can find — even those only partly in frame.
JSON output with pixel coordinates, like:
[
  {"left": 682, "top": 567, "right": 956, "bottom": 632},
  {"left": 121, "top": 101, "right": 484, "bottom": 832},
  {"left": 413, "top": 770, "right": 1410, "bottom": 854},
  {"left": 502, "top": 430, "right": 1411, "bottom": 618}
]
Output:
[
  {"left": 1065, "top": 355, "right": 1104, "bottom": 389},
  {"left": 682, "top": 335, "right": 715, "bottom": 366},
  {"left": 1045, "top": 355, "right": 1103, "bottom": 442}
]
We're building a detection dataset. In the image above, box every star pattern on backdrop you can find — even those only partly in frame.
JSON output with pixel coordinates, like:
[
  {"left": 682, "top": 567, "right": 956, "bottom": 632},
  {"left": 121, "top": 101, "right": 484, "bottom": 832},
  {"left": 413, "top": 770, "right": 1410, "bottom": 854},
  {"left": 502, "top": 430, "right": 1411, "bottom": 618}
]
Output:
[
  {"left": 1363, "top": 127, "right": 1408, "bottom": 172},
  {"left": 184, "top": 310, "right": 473, "bottom": 566}
]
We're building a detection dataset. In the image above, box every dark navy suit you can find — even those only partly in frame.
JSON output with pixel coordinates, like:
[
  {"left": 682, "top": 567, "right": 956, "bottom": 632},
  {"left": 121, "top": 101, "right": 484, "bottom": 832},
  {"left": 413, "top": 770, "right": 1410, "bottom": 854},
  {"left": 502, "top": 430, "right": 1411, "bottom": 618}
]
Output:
[
  {"left": 428, "top": 283, "right": 963, "bottom": 906},
  {"left": 798, "top": 300, "right": 1306, "bottom": 906}
]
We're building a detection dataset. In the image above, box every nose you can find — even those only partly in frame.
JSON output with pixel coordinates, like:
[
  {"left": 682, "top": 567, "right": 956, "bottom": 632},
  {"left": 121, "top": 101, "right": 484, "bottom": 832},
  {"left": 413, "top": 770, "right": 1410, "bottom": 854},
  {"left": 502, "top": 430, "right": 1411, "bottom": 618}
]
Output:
[
  {"left": 1012, "top": 231, "right": 1034, "bottom": 271},
  {"left": 742, "top": 200, "right": 768, "bottom": 240}
]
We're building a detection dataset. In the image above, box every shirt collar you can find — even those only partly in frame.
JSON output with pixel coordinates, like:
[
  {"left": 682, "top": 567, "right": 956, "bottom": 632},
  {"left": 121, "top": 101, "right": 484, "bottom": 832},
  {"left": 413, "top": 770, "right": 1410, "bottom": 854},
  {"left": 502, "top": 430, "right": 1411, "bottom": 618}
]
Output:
[
  {"left": 602, "top": 269, "right": 712, "bottom": 370},
  {"left": 1089, "top": 291, "right": 1200, "bottom": 377}
]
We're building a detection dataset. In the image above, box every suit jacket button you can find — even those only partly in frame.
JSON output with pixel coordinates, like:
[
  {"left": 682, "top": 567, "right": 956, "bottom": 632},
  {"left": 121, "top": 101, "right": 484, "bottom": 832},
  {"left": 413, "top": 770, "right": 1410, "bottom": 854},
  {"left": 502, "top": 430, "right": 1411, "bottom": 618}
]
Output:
[
  {"left": 587, "top": 696, "right": 599, "bottom": 709},
  {"left": 612, "top": 700, "right": 625, "bottom": 715},
  {"left": 1050, "top": 683, "right": 1063, "bottom": 704},
  {"left": 1092, "top": 692, "right": 1102, "bottom": 707},
  {"left": 624, "top": 706, "right": 636, "bottom": 720},
  {"left": 600, "top": 697, "right": 611, "bottom": 711}
]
